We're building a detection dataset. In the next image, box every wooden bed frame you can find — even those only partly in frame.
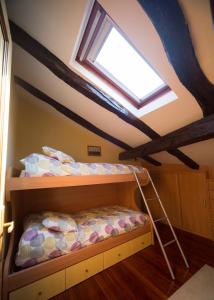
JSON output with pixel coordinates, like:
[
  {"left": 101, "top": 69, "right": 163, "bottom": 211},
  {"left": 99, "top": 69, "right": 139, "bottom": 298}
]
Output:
[{"left": 3, "top": 168, "right": 153, "bottom": 300}]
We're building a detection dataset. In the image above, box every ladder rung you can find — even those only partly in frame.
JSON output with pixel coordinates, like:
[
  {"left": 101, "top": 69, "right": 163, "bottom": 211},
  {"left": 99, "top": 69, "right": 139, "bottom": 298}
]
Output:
[
  {"left": 163, "top": 239, "right": 176, "bottom": 248},
  {"left": 154, "top": 217, "right": 166, "bottom": 223},
  {"left": 146, "top": 197, "right": 157, "bottom": 201}
]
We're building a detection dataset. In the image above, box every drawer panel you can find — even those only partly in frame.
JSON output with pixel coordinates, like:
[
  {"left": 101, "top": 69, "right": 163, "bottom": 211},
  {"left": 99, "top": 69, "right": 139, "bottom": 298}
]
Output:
[
  {"left": 66, "top": 253, "right": 103, "bottom": 289},
  {"left": 103, "top": 242, "right": 132, "bottom": 269},
  {"left": 132, "top": 232, "right": 152, "bottom": 254},
  {"left": 66, "top": 260, "right": 86, "bottom": 289},
  {"left": 84, "top": 253, "right": 103, "bottom": 279},
  {"left": 9, "top": 270, "right": 65, "bottom": 300}
]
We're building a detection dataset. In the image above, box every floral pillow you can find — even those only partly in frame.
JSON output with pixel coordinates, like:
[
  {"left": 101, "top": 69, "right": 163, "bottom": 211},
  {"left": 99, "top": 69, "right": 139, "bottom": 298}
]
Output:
[
  {"left": 42, "top": 211, "right": 77, "bottom": 232},
  {"left": 42, "top": 146, "right": 75, "bottom": 163}
]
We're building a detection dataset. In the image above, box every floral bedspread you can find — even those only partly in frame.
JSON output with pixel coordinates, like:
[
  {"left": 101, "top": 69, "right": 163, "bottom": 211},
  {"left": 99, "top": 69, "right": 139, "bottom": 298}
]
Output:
[
  {"left": 15, "top": 206, "right": 149, "bottom": 268},
  {"left": 20, "top": 153, "right": 146, "bottom": 177}
]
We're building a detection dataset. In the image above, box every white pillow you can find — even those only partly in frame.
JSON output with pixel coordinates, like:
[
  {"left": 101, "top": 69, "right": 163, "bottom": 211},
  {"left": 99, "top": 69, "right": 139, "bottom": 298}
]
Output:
[{"left": 42, "top": 146, "right": 75, "bottom": 163}]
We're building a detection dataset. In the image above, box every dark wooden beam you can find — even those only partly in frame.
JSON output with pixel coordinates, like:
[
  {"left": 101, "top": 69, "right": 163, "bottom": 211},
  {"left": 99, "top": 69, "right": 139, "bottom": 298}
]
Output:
[
  {"left": 10, "top": 21, "right": 158, "bottom": 139},
  {"left": 14, "top": 76, "right": 161, "bottom": 166},
  {"left": 138, "top": 0, "right": 214, "bottom": 116},
  {"left": 167, "top": 149, "right": 199, "bottom": 170},
  {"left": 140, "top": 156, "right": 161, "bottom": 167},
  {"left": 119, "top": 114, "right": 214, "bottom": 161},
  {"left": 10, "top": 21, "right": 197, "bottom": 169}
]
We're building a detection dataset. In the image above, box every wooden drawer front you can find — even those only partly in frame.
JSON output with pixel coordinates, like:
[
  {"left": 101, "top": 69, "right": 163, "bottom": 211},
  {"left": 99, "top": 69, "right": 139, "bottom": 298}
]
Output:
[
  {"left": 103, "top": 242, "right": 132, "bottom": 269},
  {"left": 9, "top": 270, "right": 65, "bottom": 300},
  {"left": 66, "top": 253, "right": 103, "bottom": 289},
  {"left": 84, "top": 253, "right": 103, "bottom": 279},
  {"left": 132, "top": 232, "right": 152, "bottom": 254}
]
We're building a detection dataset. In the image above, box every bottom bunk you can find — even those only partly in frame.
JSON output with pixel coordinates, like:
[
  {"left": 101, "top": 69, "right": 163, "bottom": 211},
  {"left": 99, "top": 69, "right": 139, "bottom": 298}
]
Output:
[
  {"left": 8, "top": 226, "right": 153, "bottom": 300},
  {"left": 4, "top": 176, "right": 153, "bottom": 300}
]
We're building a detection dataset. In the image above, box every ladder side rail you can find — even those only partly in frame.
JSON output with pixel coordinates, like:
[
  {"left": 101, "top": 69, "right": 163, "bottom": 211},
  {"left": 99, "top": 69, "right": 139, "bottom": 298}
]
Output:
[
  {"left": 133, "top": 172, "right": 176, "bottom": 280},
  {"left": 147, "top": 173, "right": 189, "bottom": 268}
]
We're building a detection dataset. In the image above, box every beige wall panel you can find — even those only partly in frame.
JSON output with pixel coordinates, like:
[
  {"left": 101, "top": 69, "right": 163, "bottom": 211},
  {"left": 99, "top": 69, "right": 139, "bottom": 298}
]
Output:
[
  {"left": 178, "top": 172, "right": 212, "bottom": 239},
  {"left": 146, "top": 167, "right": 214, "bottom": 240}
]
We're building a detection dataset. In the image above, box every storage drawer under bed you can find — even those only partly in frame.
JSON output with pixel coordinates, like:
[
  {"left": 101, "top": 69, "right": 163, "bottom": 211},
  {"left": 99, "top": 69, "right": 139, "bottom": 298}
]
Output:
[
  {"left": 104, "top": 232, "right": 152, "bottom": 268},
  {"left": 9, "top": 232, "right": 152, "bottom": 300},
  {"left": 9, "top": 270, "right": 65, "bottom": 300},
  {"left": 66, "top": 253, "right": 103, "bottom": 289},
  {"left": 103, "top": 241, "right": 133, "bottom": 268},
  {"left": 131, "top": 232, "right": 152, "bottom": 254}
]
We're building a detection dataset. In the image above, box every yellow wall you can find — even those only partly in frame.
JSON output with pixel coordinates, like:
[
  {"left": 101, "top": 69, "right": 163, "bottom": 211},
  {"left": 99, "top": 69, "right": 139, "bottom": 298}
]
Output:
[{"left": 9, "top": 85, "right": 141, "bottom": 169}]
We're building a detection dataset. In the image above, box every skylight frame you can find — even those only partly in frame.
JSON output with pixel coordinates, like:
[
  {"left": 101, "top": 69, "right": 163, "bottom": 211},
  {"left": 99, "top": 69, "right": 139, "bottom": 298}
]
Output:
[{"left": 76, "top": 1, "right": 170, "bottom": 110}]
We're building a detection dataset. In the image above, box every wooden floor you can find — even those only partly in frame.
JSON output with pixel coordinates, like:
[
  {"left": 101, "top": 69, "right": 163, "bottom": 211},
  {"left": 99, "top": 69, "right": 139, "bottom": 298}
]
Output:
[{"left": 52, "top": 225, "right": 214, "bottom": 300}]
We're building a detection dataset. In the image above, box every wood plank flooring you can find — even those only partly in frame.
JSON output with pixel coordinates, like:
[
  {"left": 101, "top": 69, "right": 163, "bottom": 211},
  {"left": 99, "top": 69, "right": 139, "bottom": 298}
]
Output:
[{"left": 52, "top": 225, "right": 214, "bottom": 300}]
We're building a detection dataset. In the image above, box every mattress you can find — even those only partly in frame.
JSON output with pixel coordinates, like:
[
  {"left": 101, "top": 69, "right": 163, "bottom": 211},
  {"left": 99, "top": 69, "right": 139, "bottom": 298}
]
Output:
[
  {"left": 15, "top": 206, "right": 149, "bottom": 268},
  {"left": 20, "top": 153, "right": 146, "bottom": 177}
]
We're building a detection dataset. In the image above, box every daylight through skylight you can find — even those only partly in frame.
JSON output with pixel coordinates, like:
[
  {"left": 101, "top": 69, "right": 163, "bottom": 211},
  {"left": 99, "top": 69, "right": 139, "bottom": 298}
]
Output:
[{"left": 95, "top": 27, "right": 164, "bottom": 100}]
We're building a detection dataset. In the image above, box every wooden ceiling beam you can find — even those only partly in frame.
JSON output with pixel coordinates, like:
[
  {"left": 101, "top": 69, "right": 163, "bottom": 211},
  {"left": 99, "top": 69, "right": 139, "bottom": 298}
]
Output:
[
  {"left": 138, "top": 0, "right": 214, "bottom": 116},
  {"left": 10, "top": 21, "right": 198, "bottom": 169},
  {"left": 140, "top": 155, "right": 161, "bottom": 166},
  {"left": 119, "top": 114, "right": 214, "bottom": 160},
  {"left": 14, "top": 76, "right": 161, "bottom": 166},
  {"left": 167, "top": 149, "right": 199, "bottom": 170},
  {"left": 10, "top": 21, "right": 158, "bottom": 139}
]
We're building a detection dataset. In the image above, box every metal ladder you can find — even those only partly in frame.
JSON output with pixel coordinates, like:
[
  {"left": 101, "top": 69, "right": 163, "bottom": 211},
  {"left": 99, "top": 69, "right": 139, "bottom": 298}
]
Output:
[{"left": 133, "top": 171, "right": 189, "bottom": 280}]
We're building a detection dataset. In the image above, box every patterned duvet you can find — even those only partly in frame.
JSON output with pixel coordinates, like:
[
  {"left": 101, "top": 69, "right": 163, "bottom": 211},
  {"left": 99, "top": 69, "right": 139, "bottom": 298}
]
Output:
[
  {"left": 16, "top": 206, "right": 149, "bottom": 268},
  {"left": 20, "top": 153, "right": 146, "bottom": 177}
]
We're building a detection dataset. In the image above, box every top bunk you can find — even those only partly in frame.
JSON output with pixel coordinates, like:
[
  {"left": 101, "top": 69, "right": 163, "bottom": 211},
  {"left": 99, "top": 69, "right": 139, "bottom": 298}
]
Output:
[
  {"left": 6, "top": 150, "right": 149, "bottom": 193},
  {"left": 7, "top": 166, "right": 149, "bottom": 193},
  {"left": 7, "top": 170, "right": 149, "bottom": 192}
]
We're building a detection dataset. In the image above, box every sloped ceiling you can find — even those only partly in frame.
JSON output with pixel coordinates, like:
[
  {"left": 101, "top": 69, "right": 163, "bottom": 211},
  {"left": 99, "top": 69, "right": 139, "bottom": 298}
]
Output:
[{"left": 6, "top": 0, "right": 214, "bottom": 165}]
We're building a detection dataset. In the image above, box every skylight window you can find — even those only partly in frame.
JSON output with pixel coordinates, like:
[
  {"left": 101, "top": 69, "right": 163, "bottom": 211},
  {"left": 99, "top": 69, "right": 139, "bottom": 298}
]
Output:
[
  {"left": 77, "top": 1, "right": 170, "bottom": 109},
  {"left": 95, "top": 27, "right": 164, "bottom": 100}
]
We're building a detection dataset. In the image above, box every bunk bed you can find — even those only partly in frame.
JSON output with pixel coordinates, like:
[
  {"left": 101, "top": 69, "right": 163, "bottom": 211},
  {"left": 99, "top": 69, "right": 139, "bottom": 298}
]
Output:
[{"left": 3, "top": 166, "right": 153, "bottom": 300}]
